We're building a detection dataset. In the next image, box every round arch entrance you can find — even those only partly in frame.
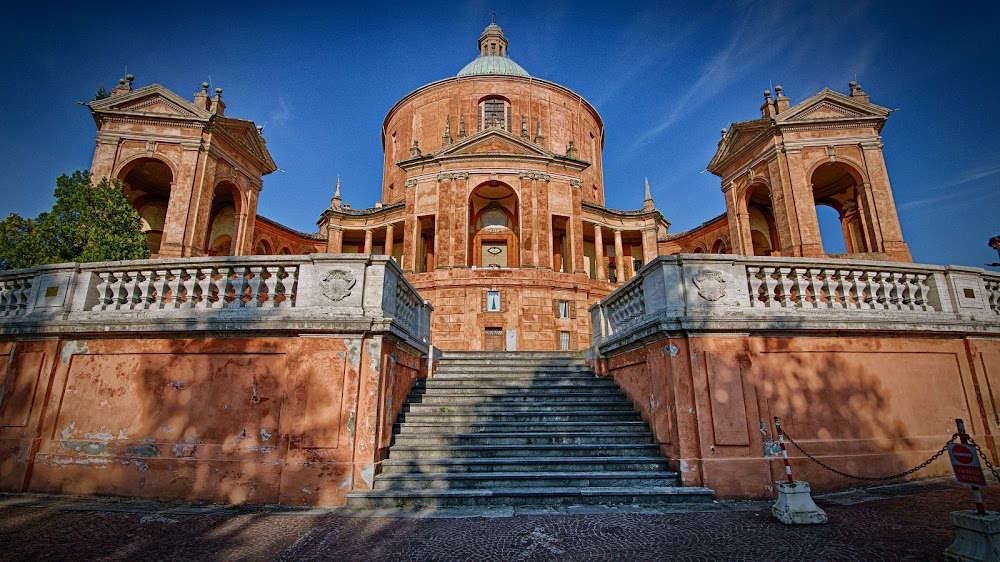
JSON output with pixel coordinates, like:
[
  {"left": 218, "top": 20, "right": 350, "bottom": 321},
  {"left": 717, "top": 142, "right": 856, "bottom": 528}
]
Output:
[
  {"left": 468, "top": 182, "right": 519, "bottom": 268},
  {"left": 118, "top": 157, "right": 173, "bottom": 256}
]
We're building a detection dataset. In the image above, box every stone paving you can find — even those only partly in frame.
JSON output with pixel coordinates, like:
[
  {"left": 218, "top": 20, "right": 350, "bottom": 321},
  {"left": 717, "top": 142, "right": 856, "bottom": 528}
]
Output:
[{"left": 0, "top": 479, "right": 993, "bottom": 561}]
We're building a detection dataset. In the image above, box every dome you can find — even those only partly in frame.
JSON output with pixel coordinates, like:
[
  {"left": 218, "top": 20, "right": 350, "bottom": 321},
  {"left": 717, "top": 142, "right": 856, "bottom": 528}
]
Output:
[{"left": 458, "top": 55, "right": 530, "bottom": 77}]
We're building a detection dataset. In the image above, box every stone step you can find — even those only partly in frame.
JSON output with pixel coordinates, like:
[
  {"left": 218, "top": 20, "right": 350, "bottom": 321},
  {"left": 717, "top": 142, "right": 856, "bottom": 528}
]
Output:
[
  {"left": 415, "top": 376, "right": 618, "bottom": 389},
  {"left": 406, "top": 394, "right": 632, "bottom": 405},
  {"left": 434, "top": 364, "right": 593, "bottom": 373},
  {"left": 437, "top": 351, "right": 583, "bottom": 360},
  {"left": 410, "top": 385, "right": 619, "bottom": 397},
  {"left": 386, "top": 443, "right": 662, "bottom": 460},
  {"left": 373, "top": 471, "right": 679, "bottom": 490},
  {"left": 379, "top": 456, "right": 673, "bottom": 474},
  {"left": 402, "top": 401, "right": 636, "bottom": 414},
  {"left": 346, "top": 486, "right": 715, "bottom": 509},
  {"left": 391, "top": 431, "right": 653, "bottom": 447},
  {"left": 397, "top": 411, "right": 643, "bottom": 424},
  {"left": 394, "top": 420, "right": 653, "bottom": 434}
]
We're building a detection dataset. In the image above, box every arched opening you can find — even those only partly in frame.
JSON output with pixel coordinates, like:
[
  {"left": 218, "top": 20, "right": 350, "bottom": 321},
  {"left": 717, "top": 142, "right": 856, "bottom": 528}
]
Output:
[
  {"left": 118, "top": 158, "right": 173, "bottom": 256},
  {"left": 811, "top": 162, "right": 870, "bottom": 255},
  {"left": 278, "top": 246, "right": 292, "bottom": 255},
  {"left": 254, "top": 237, "right": 272, "bottom": 255},
  {"left": 478, "top": 96, "right": 512, "bottom": 132},
  {"left": 206, "top": 182, "right": 241, "bottom": 256},
  {"left": 711, "top": 238, "right": 729, "bottom": 254},
  {"left": 745, "top": 183, "right": 778, "bottom": 256},
  {"left": 469, "top": 182, "right": 519, "bottom": 268}
]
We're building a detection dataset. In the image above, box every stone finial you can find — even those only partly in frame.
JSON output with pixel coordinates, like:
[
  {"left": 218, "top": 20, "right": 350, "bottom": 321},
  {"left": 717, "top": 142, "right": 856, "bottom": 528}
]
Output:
[
  {"left": 458, "top": 116, "right": 467, "bottom": 138},
  {"left": 442, "top": 116, "right": 453, "bottom": 146},
  {"left": 721, "top": 128, "right": 728, "bottom": 138},
  {"left": 410, "top": 140, "right": 422, "bottom": 157},
  {"left": 331, "top": 176, "right": 342, "bottom": 209},
  {"left": 210, "top": 87, "right": 226, "bottom": 116},
  {"left": 565, "top": 140, "right": 578, "bottom": 159},
  {"left": 643, "top": 177, "right": 654, "bottom": 210},
  {"left": 110, "top": 74, "right": 134, "bottom": 97},
  {"left": 534, "top": 117, "right": 544, "bottom": 145},
  {"left": 848, "top": 81, "right": 870, "bottom": 103},
  {"left": 194, "top": 82, "right": 210, "bottom": 109},
  {"left": 761, "top": 89, "right": 777, "bottom": 118},
  {"left": 774, "top": 85, "right": 790, "bottom": 113}
]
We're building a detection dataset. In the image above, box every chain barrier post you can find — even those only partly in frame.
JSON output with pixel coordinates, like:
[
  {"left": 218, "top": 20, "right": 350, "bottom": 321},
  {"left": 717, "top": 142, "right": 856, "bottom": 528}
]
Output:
[
  {"left": 945, "top": 419, "right": 1000, "bottom": 561},
  {"left": 770, "top": 416, "right": 827, "bottom": 525},
  {"left": 956, "top": 419, "right": 987, "bottom": 515},
  {"left": 774, "top": 417, "right": 794, "bottom": 483}
]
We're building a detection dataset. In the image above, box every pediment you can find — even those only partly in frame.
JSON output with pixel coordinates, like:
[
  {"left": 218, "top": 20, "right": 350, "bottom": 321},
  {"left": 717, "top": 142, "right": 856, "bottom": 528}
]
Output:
[
  {"left": 437, "top": 128, "right": 553, "bottom": 158},
  {"left": 90, "top": 84, "right": 211, "bottom": 120},
  {"left": 214, "top": 117, "right": 277, "bottom": 173},
  {"left": 776, "top": 89, "right": 889, "bottom": 124}
]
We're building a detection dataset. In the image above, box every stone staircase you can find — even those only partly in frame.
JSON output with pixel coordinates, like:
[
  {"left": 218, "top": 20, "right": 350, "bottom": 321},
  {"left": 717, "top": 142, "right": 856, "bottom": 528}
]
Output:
[{"left": 345, "top": 351, "right": 713, "bottom": 509}]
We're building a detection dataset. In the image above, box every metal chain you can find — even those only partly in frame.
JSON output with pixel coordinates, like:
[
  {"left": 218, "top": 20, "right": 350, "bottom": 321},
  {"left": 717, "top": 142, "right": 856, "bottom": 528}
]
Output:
[
  {"left": 966, "top": 436, "right": 1000, "bottom": 482},
  {"left": 781, "top": 429, "right": 958, "bottom": 482}
]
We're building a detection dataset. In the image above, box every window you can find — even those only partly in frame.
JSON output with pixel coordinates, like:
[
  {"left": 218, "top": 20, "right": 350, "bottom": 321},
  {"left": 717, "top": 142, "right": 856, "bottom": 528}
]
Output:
[
  {"left": 484, "top": 99, "right": 505, "bottom": 128},
  {"left": 560, "top": 331, "right": 571, "bottom": 350},
  {"left": 608, "top": 264, "right": 617, "bottom": 283},
  {"left": 558, "top": 301, "right": 569, "bottom": 318},
  {"left": 487, "top": 291, "right": 501, "bottom": 312}
]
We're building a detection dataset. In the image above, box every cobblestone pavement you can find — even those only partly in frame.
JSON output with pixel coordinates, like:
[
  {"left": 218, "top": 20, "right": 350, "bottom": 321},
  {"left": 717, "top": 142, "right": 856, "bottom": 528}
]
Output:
[{"left": 0, "top": 480, "right": 993, "bottom": 561}]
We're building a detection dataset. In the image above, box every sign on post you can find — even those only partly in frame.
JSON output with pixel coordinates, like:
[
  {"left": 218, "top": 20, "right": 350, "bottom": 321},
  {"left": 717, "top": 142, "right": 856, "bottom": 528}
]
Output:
[{"left": 949, "top": 443, "right": 988, "bottom": 487}]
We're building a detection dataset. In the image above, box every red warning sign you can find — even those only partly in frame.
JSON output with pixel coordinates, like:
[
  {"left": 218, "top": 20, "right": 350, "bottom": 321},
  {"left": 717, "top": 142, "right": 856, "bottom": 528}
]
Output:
[{"left": 949, "top": 443, "right": 988, "bottom": 487}]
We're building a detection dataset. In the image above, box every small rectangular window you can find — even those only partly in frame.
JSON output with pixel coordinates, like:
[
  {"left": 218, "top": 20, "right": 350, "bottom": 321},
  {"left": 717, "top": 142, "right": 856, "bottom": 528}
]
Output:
[
  {"left": 560, "top": 331, "right": 571, "bottom": 350},
  {"left": 487, "top": 290, "right": 501, "bottom": 312},
  {"left": 558, "top": 301, "right": 569, "bottom": 318}
]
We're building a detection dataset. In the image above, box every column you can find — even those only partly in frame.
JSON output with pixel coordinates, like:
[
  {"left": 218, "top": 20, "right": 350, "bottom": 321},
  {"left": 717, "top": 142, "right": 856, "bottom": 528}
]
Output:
[
  {"left": 384, "top": 223, "right": 395, "bottom": 259},
  {"left": 641, "top": 226, "right": 657, "bottom": 263},
  {"left": 437, "top": 174, "right": 453, "bottom": 267},
  {"left": 363, "top": 229, "right": 373, "bottom": 254},
  {"left": 519, "top": 174, "right": 535, "bottom": 268},
  {"left": 594, "top": 224, "right": 605, "bottom": 281},
  {"left": 570, "top": 179, "right": 586, "bottom": 274},
  {"left": 614, "top": 229, "right": 625, "bottom": 284},
  {"left": 327, "top": 225, "right": 343, "bottom": 253},
  {"left": 536, "top": 176, "right": 552, "bottom": 269}
]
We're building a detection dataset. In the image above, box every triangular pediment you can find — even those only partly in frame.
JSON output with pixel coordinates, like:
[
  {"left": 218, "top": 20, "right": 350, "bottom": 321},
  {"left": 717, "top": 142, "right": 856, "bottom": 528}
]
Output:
[
  {"left": 437, "top": 128, "right": 554, "bottom": 158},
  {"left": 214, "top": 117, "right": 277, "bottom": 173},
  {"left": 90, "top": 84, "right": 211, "bottom": 121},
  {"left": 708, "top": 120, "right": 771, "bottom": 173},
  {"left": 776, "top": 89, "right": 890, "bottom": 124}
]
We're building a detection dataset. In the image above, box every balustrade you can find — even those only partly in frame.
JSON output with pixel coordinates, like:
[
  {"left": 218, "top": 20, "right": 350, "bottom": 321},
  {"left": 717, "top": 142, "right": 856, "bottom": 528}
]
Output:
[
  {"left": 0, "top": 274, "right": 33, "bottom": 317},
  {"left": 746, "top": 265, "right": 934, "bottom": 312},
  {"left": 90, "top": 263, "right": 299, "bottom": 311},
  {"left": 603, "top": 280, "right": 645, "bottom": 333}
]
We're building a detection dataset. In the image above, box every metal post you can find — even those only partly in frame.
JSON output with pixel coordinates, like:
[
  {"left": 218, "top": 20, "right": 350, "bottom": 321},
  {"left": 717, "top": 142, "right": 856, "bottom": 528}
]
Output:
[
  {"left": 775, "top": 417, "right": 794, "bottom": 483},
  {"left": 957, "top": 418, "right": 987, "bottom": 515}
]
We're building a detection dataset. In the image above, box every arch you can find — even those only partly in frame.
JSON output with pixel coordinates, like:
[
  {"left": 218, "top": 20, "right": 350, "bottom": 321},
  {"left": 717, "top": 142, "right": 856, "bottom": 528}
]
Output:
[
  {"left": 277, "top": 245, "right": 292, "bottom": 255},
  {"left": 711, "top": 237, "right": 729, "bottom": 254},
  {"left": 744, "top": 183, "right": 779, "bottom": 256},
  {"left": 469, "top": 182, "right": 519, "bottom": 268},
  {"left": 116, "top": 157, "right": 175, "bottom": 256},
  {"left": 206, "top": 181, "right": 242, "bottom": 256},
  {"left": 810, "top": 161, "right": 871, "bottom": 255},
  {"left": 254, "top": 236, "right": 273, "bottom": 256}
]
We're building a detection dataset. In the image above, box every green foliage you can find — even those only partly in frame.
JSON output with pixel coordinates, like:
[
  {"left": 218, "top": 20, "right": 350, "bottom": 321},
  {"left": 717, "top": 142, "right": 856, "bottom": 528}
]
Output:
[
  {"left": 92, "top": 86, "right": 110, "bottom": 101},
  {"left": 0, "top": 171, "right": 150, "bottom": 271}
]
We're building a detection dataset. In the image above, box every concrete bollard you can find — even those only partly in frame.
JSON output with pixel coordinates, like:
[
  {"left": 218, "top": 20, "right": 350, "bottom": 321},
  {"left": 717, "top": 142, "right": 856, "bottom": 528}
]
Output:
[
  {"left": 772, "top": 480, "right": 828, "bottom": 525},
  {"left": 945, "top": 510, "right": 1000, "bottom": 562}
]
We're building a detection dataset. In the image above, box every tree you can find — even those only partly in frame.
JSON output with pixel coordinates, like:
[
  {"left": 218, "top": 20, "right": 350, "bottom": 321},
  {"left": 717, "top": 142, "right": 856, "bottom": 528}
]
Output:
[{"left": 0, "top": 171, "right": 150, "bottom": 271}]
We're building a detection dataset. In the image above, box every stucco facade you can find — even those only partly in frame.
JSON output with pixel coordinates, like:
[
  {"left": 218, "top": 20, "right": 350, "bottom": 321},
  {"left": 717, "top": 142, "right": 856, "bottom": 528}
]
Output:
[{"left": 83, "top": 21, "right": 913, "bottom": 351}]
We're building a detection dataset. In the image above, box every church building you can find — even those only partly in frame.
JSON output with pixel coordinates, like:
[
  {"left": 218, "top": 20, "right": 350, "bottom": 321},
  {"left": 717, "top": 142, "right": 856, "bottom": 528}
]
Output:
[{"left": 86, "top": 20, "right": 911, "bottom": 352}]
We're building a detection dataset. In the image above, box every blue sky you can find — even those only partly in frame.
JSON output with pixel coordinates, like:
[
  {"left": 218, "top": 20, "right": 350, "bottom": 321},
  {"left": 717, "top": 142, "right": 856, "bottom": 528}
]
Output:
[{"left": 1, "top": 2, "right": 997, "bottom": 268}]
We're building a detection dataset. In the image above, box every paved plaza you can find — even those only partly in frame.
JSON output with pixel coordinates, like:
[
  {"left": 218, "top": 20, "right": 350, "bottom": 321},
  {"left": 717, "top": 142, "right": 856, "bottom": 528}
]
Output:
[{"left": 0, "top": 479, "right": 992, "bottom": 561}]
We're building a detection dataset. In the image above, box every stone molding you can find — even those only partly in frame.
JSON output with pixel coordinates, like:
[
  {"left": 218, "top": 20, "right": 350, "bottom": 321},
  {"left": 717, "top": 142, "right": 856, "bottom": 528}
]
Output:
[
  {"left": 437, "top": 172, "right": 469, "bottom": 181},
  {"left": 519, "top": 172, "right": 550, "bottom": 181}
]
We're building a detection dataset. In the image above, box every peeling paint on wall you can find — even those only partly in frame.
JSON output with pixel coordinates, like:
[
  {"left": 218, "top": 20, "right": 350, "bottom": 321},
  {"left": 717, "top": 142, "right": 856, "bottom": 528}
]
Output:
[
  {"left": 7, "top": 342, "right": 15, "bottom": 365},
  {"left": 134, "top": 460, "right": 148, "bottom": 472},
  {"left": 649, "top": 393, "right": 656, "bottom": 410},
  {"left": 61, "top": 440, "right": 106, "bottom": 455},
  {"left": 234, "top": 429, "right": 248, "bottom": 442},
  {"left": 679, "top": 460, "right": 689, "bottom": 473},
  {"left": 126, "top": 443, "right": 158, "bottom": 457},
  {"left": 61, "top": 340, "right": 89, "bottom": 365},
  {"left": 166, "top": 381, "right": 187, "bottom": 391},
  {"left": 360, "top": 463, "right": 375, "bottom": 488},
  {"left": 669, "top": 344, "right": 679, "bottom": 357},
  {"left": 345, "top": 339, "right": 361, "bottom": 370},
  {"left": 347, "top": 411, "right": 356, "bottom": 439},
  {"left": 61, "top": 422, "right": 76, "bottom": 440},
  {"left": 367, "top": 339, "right": 382, "bottom": 373},
  {"left": 83, "top": 431, "right": 114, "bottom": 440},
  {"left": 337, "top": 472, "right": 354, "bottom": 491},
  {"left": 260, "top": 428, "right": 272, "bottom": 441}
]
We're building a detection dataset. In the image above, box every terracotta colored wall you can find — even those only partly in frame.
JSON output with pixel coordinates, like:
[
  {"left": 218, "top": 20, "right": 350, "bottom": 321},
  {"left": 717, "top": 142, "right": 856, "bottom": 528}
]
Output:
[
  {"left": 600, "top": 333, "right": 1000, "bottom": 499},
  {"left": 0, "top": 335, "right": 425, "bottom": 506}
]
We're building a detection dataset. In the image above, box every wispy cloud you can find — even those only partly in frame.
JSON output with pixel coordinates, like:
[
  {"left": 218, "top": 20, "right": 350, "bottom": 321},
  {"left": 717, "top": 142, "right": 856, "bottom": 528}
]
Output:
[
  {"left": 898, "top": 164, "right": 1000, "bottom": 211},
  {"left": 267, "top": 96, "right": 292, "bottom": 128}
]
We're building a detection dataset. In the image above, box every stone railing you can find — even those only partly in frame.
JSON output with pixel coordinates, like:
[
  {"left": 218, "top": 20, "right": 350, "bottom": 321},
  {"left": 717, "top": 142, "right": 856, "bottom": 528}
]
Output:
[
  {"left": 591, "top": 255, "right": 1000, "bottom": 349},
  {"left": 0, "top": 254, "right": 432, "bottom": 346}
]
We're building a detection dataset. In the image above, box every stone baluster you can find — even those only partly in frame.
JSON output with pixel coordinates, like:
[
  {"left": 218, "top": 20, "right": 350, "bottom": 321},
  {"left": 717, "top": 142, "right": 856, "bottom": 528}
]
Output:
[
  {"left": 91, "top": 272, "right": 112, "bottom": 310},
  {"left": 777, "top": 267, "right": 793, "bottom": 307},
  {"left": 247, "top": 266, "right": 265, "bottom": 307},
  {"left": 211, "top": 267, "right": 230, "bottom": 309},
  {"left": 747, "top": 267, "right": 764, "bottom": 307},
  {"left": 792, "top": 267, "right": 809, "bottom": 307},
  {"left": 762, "top": 268, "right": 779, "bottom": 307},
  {"left": 898, "top": 272, "right": 915, "bottom": 309},
  {"left": 179, "top": 269, "right": 197, "bottom": 308},
  {"left": 166, "top": 269, "right": 184, "bottom": 308},
  {"left": 281, "top": 266, "right": 298, "bottom": 306},
  {"left": 263, "top": 266, "right": 280, "bottom": 307},
  {"left": 153, "top": 269, "right": 170, "bottom": 309},
  {"left": 915, "top": 273, "right": 934, "bottom": 312},
  {"left": 110, "top": 271, "right": 130, "bottom": 309},
  {"left": 228, "top": 266, "right": 250, "bottom": 308},
  {"left": 196, "top": 268, "right": 215, "bottom": 309},
  {"left": 136, "top": 269, "right": 155, "bottom": 309}
]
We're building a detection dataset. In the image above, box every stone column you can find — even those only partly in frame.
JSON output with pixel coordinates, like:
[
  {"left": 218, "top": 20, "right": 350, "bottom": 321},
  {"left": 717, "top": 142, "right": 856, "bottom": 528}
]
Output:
[
  {"left": 594, "top": 224, "right": 606, "bottom": 281},
  {"left": 363, "top": 229, "right": 373, "bottom": 254},
  {"left": 536, "top": 174, "right": 552, "bottom": 270},
  {"left": 570, "top": 179, "right": 587, "bottom": 274},
  {"left": 454, "top": 174, "right": 469, "bottom": 268},
  {"left": 402, "top": 179, "right": 418, "bottom": 273},
  {"left": 519, "top": 173, "right": 535, "bottom": 268},
  {"left": 642, "top": 225, "right": 657, "bottom": 264},
  {"left": 437, "top": 174, "right": 453, "bottom": 268},
  {"left": 89, "top": 134, "right": 120, "bottom": 180},
  {"left": 773, "top": 149, "right": 805, "bottom": 256},
  {"left": 384, "top": 223, "right": 395, "bottom": 259},
  {"left": 614, "top": 230, "right": 625, "bottom": 283},
  {"left": 327, "top": 224, "right": 343, "bottom": 253},
  {"left": 859, "top": 141, "right": 911, "bottom": 261}
]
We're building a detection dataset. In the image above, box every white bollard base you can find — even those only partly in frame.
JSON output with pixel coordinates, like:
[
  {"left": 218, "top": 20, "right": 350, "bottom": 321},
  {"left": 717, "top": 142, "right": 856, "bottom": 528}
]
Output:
[
  {"left": 945, "top": 510, "right": 1000, "bottom": 562},
  {"left": 771, "top": 480, "right": 828, "bottom": 525}
]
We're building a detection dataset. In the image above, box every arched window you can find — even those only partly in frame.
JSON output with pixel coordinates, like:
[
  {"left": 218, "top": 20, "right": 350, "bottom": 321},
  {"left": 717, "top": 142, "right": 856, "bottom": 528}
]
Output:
[{"left": 478, "top": 97, "right": 511, "bottom": 132}]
